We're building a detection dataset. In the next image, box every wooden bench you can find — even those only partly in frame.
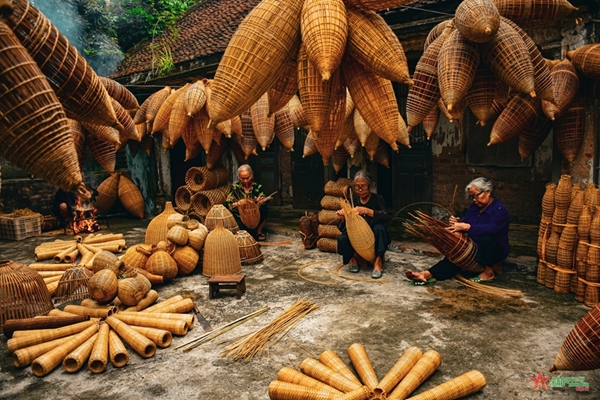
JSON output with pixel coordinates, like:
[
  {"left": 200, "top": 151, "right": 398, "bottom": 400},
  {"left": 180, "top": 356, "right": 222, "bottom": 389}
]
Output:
[{"left": 208, "top": 274, "right": 247, "bottom": 299}]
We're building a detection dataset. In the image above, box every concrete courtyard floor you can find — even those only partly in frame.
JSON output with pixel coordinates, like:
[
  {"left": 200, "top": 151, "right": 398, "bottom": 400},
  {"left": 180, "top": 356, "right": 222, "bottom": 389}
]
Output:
[{"left": 0, "top": 209, "right": 598, "bottom": 399}]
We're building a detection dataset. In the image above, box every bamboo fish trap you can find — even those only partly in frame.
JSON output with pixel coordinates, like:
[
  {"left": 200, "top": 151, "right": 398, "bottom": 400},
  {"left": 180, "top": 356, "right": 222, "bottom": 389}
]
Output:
[
  {"left": 202, "top": 219, "right": 242, "bottom": 276},
  {"left": 492, "top": 0, "right": 578, "bottom": 27},
  {"left": 1, "top": 0, "right": 119, "bottom": 129},
  {"left": 454, "top": 0, "right": 500, "bottom": 43},
  {"left": 340, "top": 198, "right": 376, "bottom": 264},
  {"left": 568, "top": 43, "right": 600, "bottom": 80}
]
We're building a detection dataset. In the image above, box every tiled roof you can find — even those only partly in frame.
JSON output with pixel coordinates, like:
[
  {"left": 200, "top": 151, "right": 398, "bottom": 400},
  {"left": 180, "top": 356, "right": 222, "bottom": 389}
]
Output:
[{"left": 111, "top": 0, "right": 261, "bottom": 80}]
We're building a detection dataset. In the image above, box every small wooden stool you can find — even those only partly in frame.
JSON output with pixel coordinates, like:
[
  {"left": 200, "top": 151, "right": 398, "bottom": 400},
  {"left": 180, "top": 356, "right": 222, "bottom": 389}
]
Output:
[{"left": 208, "top": 274, "right": 247, "bottom": 299}]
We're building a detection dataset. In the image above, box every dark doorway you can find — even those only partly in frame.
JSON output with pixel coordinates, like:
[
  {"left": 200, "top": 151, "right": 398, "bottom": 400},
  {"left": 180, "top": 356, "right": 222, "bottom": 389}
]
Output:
[
  {"left": 250, "top": 142, "right": 281, "bottom": 205},
  {"left": 291, "top": 128, "right": 325, "bottom": 210},
  {"left": 169, "top": 138, "right": 205, "bottom": 198}
]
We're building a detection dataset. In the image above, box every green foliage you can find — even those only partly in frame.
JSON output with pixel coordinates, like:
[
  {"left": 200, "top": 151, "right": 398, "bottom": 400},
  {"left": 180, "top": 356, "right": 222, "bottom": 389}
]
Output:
[
  {"left": 156, "top": 45, "right": 175, "bottom": 76},
  {"left": 124, "top": 0, "right": 197, "bottom": 40}
]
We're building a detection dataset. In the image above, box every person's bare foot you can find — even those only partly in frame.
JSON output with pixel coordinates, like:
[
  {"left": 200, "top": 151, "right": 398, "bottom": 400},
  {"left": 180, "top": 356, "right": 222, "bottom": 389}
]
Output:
[
  {"left": 405, "top": 269, "right": 432, "bottom": 282},
  {"left": 374, "top": 256, "right": 384, "bottom": 272},
  {"left": 476, "top": 266, "right": 495, "bottom": 281},
  {"left": 354, "top": 253, "right": 368, "bottom": 269}
]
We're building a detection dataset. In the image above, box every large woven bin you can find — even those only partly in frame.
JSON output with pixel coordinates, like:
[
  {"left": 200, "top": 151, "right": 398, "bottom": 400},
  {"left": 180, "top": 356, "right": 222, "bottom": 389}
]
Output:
[
  {"left": 318, "top": 224, "right": 342, "bottom": 239},
  {"left": 554, "top": 96, "right": 585, "bottom": 164},
  {"left": 203, "top": 220, "right": 242, "bottom": 276},
  {"left": 235, "top": 230, "right": 264, "bottom": 266},
  {"left": 1, "top": 260, "right": 54, "bottom": 331},
  {"left": 95, "top": 173, "right": 120, "bottom": 215},
  {"left": 321, "top": 195, "right": 343, "bottom": 211},
  {"left": 0, "top": 21, "right": 86, "bottom": 197},
  {"left": 118, "top": 174, "right": 145, "bottom": 219},
  {"left": 204, "top": 204, "right": 240, "bottom": 234},
  {"left": 317, "top": 237, "right": 337, "bottom": 253},
  {"left": 492, "top": 0, "right": 577, "bottom": 27},
  {"left": 185, "top": 165, "right": 229, "bottom": 192},
  {"left": 195, "top": 185, "right": 231, "bottom": 211},
  {"left": 145, "top": 202, "right": 179, "bottom": 245},
  {"left": 207, "top": 0, "right": 304, "bottom": 128},
  {"left": 251, "top": 92, "right": 276, "bottom": 151},
  {"left": 454, "top": 0, "right": 500, "bottom": 43},
  {"left": 1, "top": 0, "right": 119, "bottom": 128}
]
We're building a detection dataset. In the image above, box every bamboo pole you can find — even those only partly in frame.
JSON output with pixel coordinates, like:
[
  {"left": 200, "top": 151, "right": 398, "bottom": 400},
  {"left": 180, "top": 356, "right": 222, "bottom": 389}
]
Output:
[
  {"left": 54, "top": 245, "right": 77, "bottom": 263},
  {"left": 113, "top": 313, "right": 188, "bottom": 336},
  {"left": 3, "top": 315, "right": 89, "bottom": 339},
  {"left": 83, "top": 233, "right": 124, "bottom": 244},
  {"left": 108, "top": 329, "right": 129, "bottom": 367},
  {"left": 319, "top": 350, "right": 361, "bottom": 385},
  {"left": 7, "top": 320, "right": 96, "bottom": 352},
  {"left": 387, "top": 350, "right": 442, "bottom": 400},
  {"left": 145, "top": 298, "right": 194, "bottom": 314},
  {"left": 62, "top": 333, "right": 98, "bottom": 373},
  {"left": 347, "top": 343, "right": 379, "bottom": 391},
  {"left": 88, "top": 323, "right": 109, "bottom": 373},
  {"left": 28, "top": 263, "right": 73, "bottom": 271},
  {"left": 63, "top": 248, "right": 79, "bottom": 263},
  {"left": 277, "top": 367, "right": 343, "bottom": 396},
  {"left": 141, "top": 295, "right": 184, "bottom": 313},
  {"left": 12, "top": 335, "right": 74, "bottom": 368},
  {"left": 300, "top": 358, "right": 362, "bottom": 393},
  {"left": 43, "top": 275, "right": 62, "bottom": 285},
  {"left": 121, "top": 311, "right": 194, "bottom": 329},
  {"left": 130, "top": 326, "right": 173, "bottom": 348}
]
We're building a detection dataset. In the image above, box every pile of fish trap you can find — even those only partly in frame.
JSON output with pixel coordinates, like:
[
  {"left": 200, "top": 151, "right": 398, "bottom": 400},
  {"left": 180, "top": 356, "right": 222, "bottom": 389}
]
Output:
[
  {"left": 3, "top": 293, "right": 196, "bottom": 377},
  {"left": 315, "top": 179, "right": 353, "bottom": 254},
  {"left": 0, "top": 0, "right": 142, "bottom": 198},
  {"left": 536, "top": 175, "right": 600, "bottom": 307},
  {"left": 268, "top": 343, "right": 486, "bottom": 399},
  {"left": 174, "top": 165, "right": 229, "bottom": 221}
]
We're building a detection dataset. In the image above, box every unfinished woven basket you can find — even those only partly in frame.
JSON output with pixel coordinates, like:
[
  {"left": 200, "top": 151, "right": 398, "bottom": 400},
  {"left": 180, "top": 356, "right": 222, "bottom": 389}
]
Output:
[
  {"left": 145, "top": 202, "right": 179, "bottom": 245},
  {"left": 203, "top": 220, "right": 242, "bottom": 276},
  {"left": 237, "top": 199, "right": 260, "bottom": 229},
  {"left": 204, "top": 204, "right": 240, "bottom": 234},
  {"left": 235, "top": 230, "right": 264, "bottom": 266},
  {"left": 54, "top": 266, "right": 94, "bottom": 304},
  {"left": 1, "top": 260, "right": 54, "bottom": 330}
]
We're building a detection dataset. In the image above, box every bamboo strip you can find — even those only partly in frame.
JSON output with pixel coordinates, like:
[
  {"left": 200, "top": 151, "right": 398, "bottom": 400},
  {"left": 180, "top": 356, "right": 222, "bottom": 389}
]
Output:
[
  {"left": 130, "top": 326, "right": 173, "bottom": 348},
  {"left": 277, "top": 366, "right": 343, "bottom": 396},
  {"left": 108, "top": 329, "right": 129, "bottom": 367},
  {"left": 63, "top": 305, "right": 117, "bottom": 319},
  {"left": 3, "top": 315, "right": 89, "bottom": 339},
  {"left": 141, "top": 295, "right": 184, "bottom": 313},
  {"left": 347, "top": 343, "right": 379, "bottom": 390},
  {"left": 62, "top": 333, "right": 98, "bottom": 373},
  {"left": 145, "top": 298, "right": 194, "bottom": 314},
  {"left": 88, "top": 323, "right": 109, "bottom": 373},
  {"left": 12, "top": 335, "right": 74, "bottom": 368},
  {"left": 113, "top": 313, "right": 189, "bottom": 335},
  {"left": 83, "top": 233, "right": 124, "bottom": 244},
  {"left": 54, "top": 245, "right": 77, "bottom": 263},
  {"left": 7, "top": 320, "right": 96, "bottom": 352},
  {"left": 105, "top": 316, "right": 157, "bottom": 358},
  {"left": 387, "top": 350, "right": 442, "bottom": 400},
  {"left": 124, "top": 289, "right": 159, "bottom": 312},
  {"left": 28, "top": 263, "right": 73, "bottom": 271},
  {"left": 319, "top": 350, "right": 361, "bottom": 385},
  {"left": 376, "top": 346, "right": 423, "bottom": 395},
  {"left": 31, "top": 324, "right": 99, "bottom": 377}
]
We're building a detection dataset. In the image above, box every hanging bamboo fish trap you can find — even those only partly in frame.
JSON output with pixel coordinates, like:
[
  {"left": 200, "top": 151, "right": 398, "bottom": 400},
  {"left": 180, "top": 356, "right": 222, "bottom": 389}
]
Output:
[
  {"left": 288, "top": 94, "right": 308, "bottom": 128},
  {"left": 235, "top": 230, "right": 264, "bottom": 266},
  {"left": 54, "top": 266, "right": 94, "bottom": 304},
  {"left": 112, "top": 98, "right": 140, "bottom": 142},
  {"left": 82, "top": 121, "right": 120, "bottom": 146},
  {"left": 567, "top": 43, "right": 600, "bottom": 80},
  {"left": 268, "top": 54, "right": 298, "bottom": 117},
  {"left": 422, "top": 104, "right": 439, "bottom": 138},
  {"left": 0, "top": 21, "right": 87, "bottom": 197},
  {"left": 251, "top": 92, "right": 276, "bottom": 151},
  {"left": 94, "top": 173, "right": 120, "bottom": 215},
  {"left": 518, "top": 115, "right": 553, "bottom": 161},
  {"left": 118, "top": 174, "right": 145, "bottom": 219},
  {"left": 424, "top": 19, "right": 452, "bottom": 49},
  {"left": 345, "top": 6, "right": 411, "bottom": 85},
  {"left": 99, "top": 76, "right": 139, "bottom": 111},
  {"left": 69, "top": 120, "right": 87, "bottom": 171},
  {"left": 454, "top": 0, "right": 500, "bottom": 43},
  {"left": 184, "top": 80, "right": 207, "bottom": 116},
  {"left": 542, "top": 59, "right": 579, "bottom": 121},
  {"left": 145, "top": 87, "right": 172, "bottom": 124},
  {"left": 86, "top": 134, "right": 117, "bottom": 173},
  {"left": 204, "top": 204, "right": 240, "bottom": 234},
  {"left": 490, "top": 93, "right": 542, "bottom": 145},
  {"left": 1, "top": 0, "right": 119, "bottom": 128},
  {"left": 274, "top": 106, "right": 295, "bottom": 152},
  {"left": 182, "top": 119, "right": 202, "bottom": 162},
  {"left": 206, "top": 139, "right": 227, "bottom": 169},
  {"left": 492, "top": 0, "right": 578, "bottom": 27}
]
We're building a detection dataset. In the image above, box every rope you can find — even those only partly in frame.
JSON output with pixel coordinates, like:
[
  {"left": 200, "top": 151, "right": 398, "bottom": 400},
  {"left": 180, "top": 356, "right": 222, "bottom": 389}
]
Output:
[
  {"left": 297, "top": 260, "right": 339, "bottom": 286},
  {"left": 334, "top": 263, "right": 389, "bottom": 284}
]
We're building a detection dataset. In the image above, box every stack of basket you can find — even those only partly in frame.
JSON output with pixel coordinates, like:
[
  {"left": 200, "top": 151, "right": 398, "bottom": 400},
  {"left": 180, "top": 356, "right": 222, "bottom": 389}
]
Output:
[
  {"left": 174, "top": 165, "right": 229, "bottom": 221},
  {"left": 316, "top": 179, "right": 352, "bottom": 254},
  {"left": 536, "top": 175, "right": 600, "bottom": 307}
]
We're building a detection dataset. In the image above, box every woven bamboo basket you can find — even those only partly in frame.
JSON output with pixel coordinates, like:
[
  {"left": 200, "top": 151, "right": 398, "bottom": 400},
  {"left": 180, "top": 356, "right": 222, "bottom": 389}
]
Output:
[
  {"left": 324, "top": 179, "right": 353, "bottom": 198},
  {"left": 406, "top": 26, "right": 451, "bottom": 130},
  {"left": 481, "top": 20, "right": 535, "bottom": 97},
  {"left": 317, "top": 224, "right": 342, "bottom": 239},
  {"left": 300, "top": 0, "right": 347, "bottom": 81},
  {"left": 317, "top": 237, "right": 337, "bottom": 253},
  {"left": 112, "top": 98, "right": 140, "bottom": 142},
  {"left": 300, "top": 357, "right": 363, "bottom": 393},
  {"left": 567, "top": 190, "right": 584, "bottom": 225},
  {"left": 492, "top": 0, "right": 577, "bottom": 27},
  {"left": 3, "top": 315, "right": 89, "bottom": 340},
  {"left": 99, "top": 76, "right": 139, "bottom": 111},
  {"left": 192, "top": 107, "right": 214, "bottom": 154},
  {"left": 578, "top": 205, "right": 592, "bottom": 241},
  {"left": 277, "top": 366, "right": 343, "bottom": 395},
  {"left": 556, "top": 248, "right": 574, "bottom": 270},
  {"left": 6, "top": 319, "right": 95, "bottom": 353},
  {"left": 118, "top": 276, "right": 149, "bottom": 307},
  {"left": 387, "top": 350, "right": 442, "bottom": 400},
  {"left": 340, "top": 199, "right": 376, "bottom": 263},
  {"left": 190, "top": 192, "right": 210, "bottom": 221},
  {"left": 268, "top": 55, "right": 298, "bottom": 117},
  {"left": 121, "top": 244, "right": 151, "bottom": 271},
  {"left": 555, "top": 174, "right": 573, "bottom": 210},
  {"left": 130, "top": 326, "right": 172, "bottom": 348},
  {"left": 145, "top": 201, "right": 179, "bottom": 245},
  {"left": 542, "top": 60, "right": 579, "bottom": 121},
  {"left": 0, "top": 22, "right": 88, "bottom": 196},
  {"left": 0, "top": 0, "right": 119, "bottom": 128},
  {"left": 237, "top": 199, "right": 261, "bottom": 229},
  {"left": 424, "top": 19, "right": 451, "bottom": 49},
  {"left": 188, "top": 225, "right": 209, "bottom": 251},
  {"left": 235, "top": 230, "right": 264, "bottom": 266},
  {"left": 455, "top": 0, "right": 500, "bottom": 42},
  {"left": 438, "top": 29, "right": 480, "bottom": 112},
  {"left": 375, "top": 346, "right": 423, "bottom": 395},
  {"left": 193, "top": 185, "right": 231, "bottom": 215},
  {"left": 354, "top": 109, "right": 372, "bottom": 146},
  {"left": 251, "top": 92, "right": 276, "bottom": 151},
  {"left": 489, "top": 93, "right": 542, "bottom": 145},
  {"left": 204, "top": 204, "right": 240, "bottom": 234},
  {"left": 422, "top": 105, "right": 439, "bottom": 139},
  {"left": 240, "top": 110, "right": 259, "bottom": 157},
  {"left": 408, "top": 370, "right": 487, "bottom": 400},
  {"left": 518, "top": 115, "right": 553, "bottom": 161},
  {"left": 347, "top": 343, "right": 378, "bottom": 390},
  {"left": 541, "top": 183, "right": 557, "bottom": 220},
  {"left": 185, "top": 165, "right": 227, "bottom": 192},
  {"left": 545, "top": 230, "right": 560, "bottom": 266},
  {"left": 345, "top": 6, "right": 411, "bottom": 85},
  {"left": 86, "top": 133, "right": 117, "bottom": 173},
  {"left": 88, "top": 269, "right": 118, "bottom": 304},
  {"left": 146, "top": 244, "right": 178, "bottom": 281},
  {"left": 554, "top": 96, "right": 585, "bottom": 164},
  {"left": 300, "top": 213, "right": 318, "bottom": 249},
  {"left": 82, "top": 122, "right": 120, "bottom": 146},
  {"left": 568, "top": 43, "right": 600, "bottom": 80},
  {"left": 202, "top": 220, "right": 242, "bottom": 276},
  {"left": 207, "top": 0, "right": 304, "bottom": 128},
  {"left": 0, "top": 260, "right": 54, "bottom": 331},
  {"left": 54, "top": 266, "right": 94, "bottom": 304},
  {"left": 172, "top": 245, "right": 200, "bottom": 275},
  {"left": 321, "top": 195, "right": 343, "bottom": 211},
  {"left": 583, "top": 281, "right": 600, "bottom": 307},
  {"left": 342, "top": 53, "right": 401, "bottom": 150},
  {"left": 167, "top": 224, "right": 189, "bottom": 246},
  {"left": 551, "top": 301, "right": 600, "bottom": 371},
  {"left": 267, "top": 380, "right": 338, "bottom": 400},
  {"left": 118, "top": 174, "right": 145, "bottom": 219},
  {"left": 274, "top": 106, "right": 295, "bottom": 151},
  {"left": 145, "top": 87, "right": 172, "bottom": 124},
  {"left": 206, "top": 139, "right": 228, "bottom": 169},
  {"left": 184, "top": 80, "right": 207, "bottom": 116},
  {"left": 169, "top": 86, "right": 192, "bottom": 147},
  {"left": 182, "top": 120, "right": 202, "bottom": 162}
]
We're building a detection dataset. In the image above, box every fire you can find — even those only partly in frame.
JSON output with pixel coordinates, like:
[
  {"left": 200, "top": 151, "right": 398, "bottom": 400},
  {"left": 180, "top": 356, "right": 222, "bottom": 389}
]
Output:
[{"left": 70, "top": 196, "right": 101, "bottom": 234}]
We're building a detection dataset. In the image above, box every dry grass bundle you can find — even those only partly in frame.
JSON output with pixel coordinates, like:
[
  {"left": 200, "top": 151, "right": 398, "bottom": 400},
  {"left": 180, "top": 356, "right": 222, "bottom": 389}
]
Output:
[
  {"left": 221, "top": 299, "right": 319, "bottom": 362},
  {"left": 452, "top": 275, "right": 523, "bottom": 297}
]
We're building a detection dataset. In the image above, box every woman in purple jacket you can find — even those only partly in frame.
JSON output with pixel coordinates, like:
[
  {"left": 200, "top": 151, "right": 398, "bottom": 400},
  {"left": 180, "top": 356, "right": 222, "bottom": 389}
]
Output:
[{"left": 406, "top": 177, "right": 510, "bottom": 284}]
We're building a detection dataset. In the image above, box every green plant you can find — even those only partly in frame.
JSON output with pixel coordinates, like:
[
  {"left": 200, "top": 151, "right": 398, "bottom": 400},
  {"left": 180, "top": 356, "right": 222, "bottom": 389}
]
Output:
[{"left": 156, "top": 44, "right": 175, "bottom": 76}]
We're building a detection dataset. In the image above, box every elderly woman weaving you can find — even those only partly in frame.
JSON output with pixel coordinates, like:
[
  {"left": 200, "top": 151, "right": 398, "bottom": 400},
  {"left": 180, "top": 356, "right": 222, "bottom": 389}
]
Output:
[
  {"left": 336, "top": 170, "right": 391, "bottom": 279},
  {"left": 406, "top": 177, "right": 510, "bottom": 285}
]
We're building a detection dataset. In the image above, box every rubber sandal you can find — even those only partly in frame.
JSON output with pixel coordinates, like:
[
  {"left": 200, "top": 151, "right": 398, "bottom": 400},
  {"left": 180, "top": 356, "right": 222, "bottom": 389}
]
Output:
[
  {"left": 371, "top": 269, "right": 383, "bottom": 279},
  {"left": 470, "top": 276, "right": 495, "bottom": 284},
  {"left": 257, "top": 233, "right": 266, "bottom": 242},
  {"left": 348, "top": 264, "right": 360, "bottom": 273},
  {"left": 409, "top": 278, "right": 437, "bottom": 286}
]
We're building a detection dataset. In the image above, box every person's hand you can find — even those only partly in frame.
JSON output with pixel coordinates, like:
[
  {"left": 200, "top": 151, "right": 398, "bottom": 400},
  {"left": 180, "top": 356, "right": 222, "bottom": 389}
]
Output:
[
  {"left": 256, "top": 196, "right": 266, "bottom": 205},
  {"left": 446, "top": 222, "right": 470, "bottom": 233},
  {"left": 449, "top": 215, "right": 459, "bottom": 224},
  {"left": 354, "top": 206, "right": 371, "bottom": 217},
  {"left": 336, "top": 209, "right": 345, "bottom": 221},
  {"left": 232, "top": 202, "right": 238, "bottom": 209}
]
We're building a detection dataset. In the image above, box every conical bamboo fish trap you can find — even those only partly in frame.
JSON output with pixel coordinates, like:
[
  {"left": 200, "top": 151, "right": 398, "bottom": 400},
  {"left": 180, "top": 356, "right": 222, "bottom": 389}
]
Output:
[
  {"left": 274, "top": 106, "right": 296, "bottom": 151},
  {"left": 303, "top": 130, "right": 319, "bottom": 158},
  {"left": 344, "top": 137, "right": 361, "bottom": 158},
  {"left": 438, "top": 29, "right": 480, "bottom": 111},
  {"left": 112, "top": 98, "right": 140, "bottom": 142},
  {"left": 422, "top": 104, "right": 439, "bottom": 139},
  {"left": 340, "top": 199, "right": 376, "bottom": 263},
  {"left": 502, "top": 17, "right": 554, "bottom": 103},
  {"left": 301, "top": 0, "right": 347, "bottom": 81},
  {"left": 406, "top": 26, "right": 451, "bottom": 130},
  {"left": 375, "top": 346, "right": 423, "bottom": 395},
  {"left": 118, "top": 174, "right": 145, "bottom": 218},
  {"left": 251, "top": 92, "right": 276, "bottom": 151},
  {"left": 387, "top": 350, "right": 442, "bottom": 400},
  {"left": 184, "top": 80, "right": 207, "bottom": 116},
  {"left": 554, "top": 96, "right": 585, "bottom": 164},
  {"left": 133, "top": 95, "right": 150, "bottom": 124},
  {"left": 3, "top": 315, "right": 89, "bottom": 340},
  {"left": 240, "top": 110, "right": 259, "bottom": 157},
  {"left": 1, "top": 260, "right": 54, "bottom": 330},
  {"left": 364, "top": 132, "right": 380, "bottom": 160},
  {"left": 152, "top": 86, "right": 185, "bottom": 134},
  {"left": 205, "top": 204, "right": 240, "bottom": 233},
  {"left": 492, "top": 0, "right": 577, "bottom": 27},
  {"left": 454, "top": 0, "right": 499, "bottom": 43},
  {"left": 86, "top": 134, "right": 117, "bottom": 173},
  {"left": 542, "top": 59, "right": 579, "bottom": 121},
  {"left": 206, "top": 138, "right": 227, "bottom": 169},
  {"left": 373, "top": 142, "right": 390, "bottom": 168},
  {"left": 267, "top": 380, "right": 339, "bottom": 400},
  {"left": 0, "top": 0, "right": 119, "bottom": 129},
  {"left": 345, "top": 6, "right": 411, "bottom": 85},
  {"left": 319, "top": 350, "right": 361, "bottom": 385},
  {"left": 0, "top": 21, "right": 87, "bottom": 197},
  {"left": 130, "top": 326, "right": 173, "bottom": 348},
  {"left": 354, "top": 110, "right": 372, "bottom": 147},
  {"left": 203, "top": 220, "right": 242, "bottom": 276},
  {"left": 407, "top": 370, "right": 487, "bottom": 400},
  {"left": 424, "top": 19, "right": 451, "bottom": 49},
  {"left": 230, "top": 136, "right": 251, "bottom": 165},
  {"left": 347, "top": 343, "right": 379, "bottom": 390},
  {"left": 235, "top": 230, "right": 264, "bottom": 266},
  {"left": 82, "top": 121, "right": 121, "bottom": 146},
  {"left": 169, "top": 86, "right": 193, "bottom": 147},
  {"left": 316, "top": 71, "right": 346, "bottom": 165},
  {"left": 62, "top": 332, "right": 98, "bottom": 373},
  {"left": 146, "top": 202, "right": 179, "bottom": 245},
  {"left": 300, "top": 357, "right": 363, "bottom": 393},
  {"left": 54, "top": 266, "right": 94, "bottom": 304},
  {"left": 99, "top": 76, "right": 139, "bottom": 111},
  {"left": 105, "top": 316, "right": 157, "bottom": 359},
  {"left": 145, "top": 87, "right": 172, "bottom": 124},
  {"left": 208, "top": 0, "right": 304, "bottom": 128},
  {"left": 342, "top": 54, "right": 402, "bottom": 150},
  {"left": 518, "top": 115, "right": 553, "bottom": 161},
  {"left": 268, "top": 55, "right": 299, "bottom": 117},
  {"left": 551, "top": 302, "right": 600, "bottom": 371},
  {"left": 288, "top": 94, "right": 308, "bottom": 128},
  {"left": 94, "top": 173, "right": 120, "bottom": 215},
  {"left": 489, "top": 93, "right": 542, "bottom": 145},
  {"left": 481, "top": 20, "right": 535, "bottom": 98},
  {"left": 277, "top": 366, "right": 344, "bottom": 395},
  {"left": 69, "top": 120, "right": 87, "bottom": 171},
  {"left": 568, "top": 43, "right": 600, "bottom": 80}
]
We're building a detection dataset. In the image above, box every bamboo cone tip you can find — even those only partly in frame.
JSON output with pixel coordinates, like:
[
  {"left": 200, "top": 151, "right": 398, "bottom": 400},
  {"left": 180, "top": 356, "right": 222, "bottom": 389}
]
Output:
[
  {"left": 113, "top": 122, "right": 124, "bottom": 131},
  {"left": 187, "top": 112, "right": 192, "bottom": 117},
  {"left": 566, "top": 50, "right": 574, "bottom": 59},
  {"left": 407, "top": 125, "right": 413, "bottom": 133},
  {"left": 447, "top": 103, "right": 453, "bottom": 112},
  {"left": 403, "top": 77, "right": 414, "bottom": 86},
  {"left": 529, "top": 91, "right": 537, "bottom": 98},
  {"left": 207, "top": 120, "right": 217, "bottom": 130},
  {"left": 549, "top": 364, "right": 557, "bottom": 372},
  {"left": 484, "top": 27, "right": 491, "bottom": 34},
  {"left": 321, "top": 71, "right": 331, "bottom": 81}
]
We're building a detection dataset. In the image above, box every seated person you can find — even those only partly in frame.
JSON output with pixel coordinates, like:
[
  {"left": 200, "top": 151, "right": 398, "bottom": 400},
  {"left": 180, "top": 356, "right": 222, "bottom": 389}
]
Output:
[
  {"left": 406, "top": 177, "right": 510, "bottom": 285},
  {"left": 336, "top": 170, "right": 391, "bottom": 279},
  {"left": 52, "top": 188, "right": 77, "bottom": 226},
  {"left": 225, "top": 164, "right": 269, "bottom": 241}
]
